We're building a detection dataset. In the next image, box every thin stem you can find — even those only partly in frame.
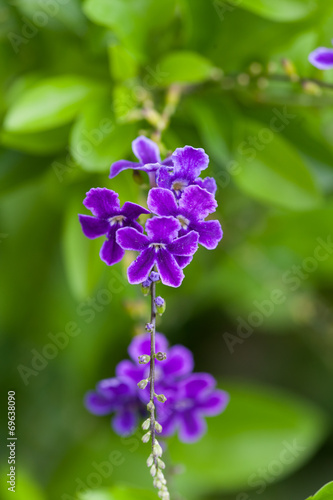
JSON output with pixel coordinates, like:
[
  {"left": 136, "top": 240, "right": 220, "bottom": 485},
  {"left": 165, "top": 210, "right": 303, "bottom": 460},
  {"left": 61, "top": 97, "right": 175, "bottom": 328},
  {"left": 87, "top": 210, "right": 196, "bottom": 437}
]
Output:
[{"left": 149, "top": 275, "right": 157, "bottom": 466}]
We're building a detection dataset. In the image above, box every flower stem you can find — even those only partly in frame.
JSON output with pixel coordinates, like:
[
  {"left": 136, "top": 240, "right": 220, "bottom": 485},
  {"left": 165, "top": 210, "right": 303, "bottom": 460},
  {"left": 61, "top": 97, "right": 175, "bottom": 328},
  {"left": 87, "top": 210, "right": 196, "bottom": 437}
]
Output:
[{"left": 149, "top": 274, "right": 157, "bottom": 466}]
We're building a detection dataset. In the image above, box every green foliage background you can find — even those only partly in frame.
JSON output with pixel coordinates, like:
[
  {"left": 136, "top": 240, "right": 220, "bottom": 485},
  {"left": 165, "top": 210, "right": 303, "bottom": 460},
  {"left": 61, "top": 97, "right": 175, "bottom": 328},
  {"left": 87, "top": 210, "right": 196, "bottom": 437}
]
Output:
[{"left": 0, "top": 1, "right": 333, "bottom": 499}]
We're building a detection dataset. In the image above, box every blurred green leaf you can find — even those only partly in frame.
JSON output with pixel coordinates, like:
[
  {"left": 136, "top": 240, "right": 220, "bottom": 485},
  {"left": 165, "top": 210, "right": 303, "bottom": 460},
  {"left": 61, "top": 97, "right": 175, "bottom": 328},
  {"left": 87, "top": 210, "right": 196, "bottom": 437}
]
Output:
[
  {"left": 0, "top": 148, "right": 49, "bottom": 194},
  {"left": 69, "top": 99, "right": 137, "bottom": 172},
  {"left": 0, "top": 468, "right": 45, "bottom": 500},
  {"left": 83, "top": 0, "right": 176, "bottom": 58},
  {"left": 170, "top": 381, "right": 329, "bottom": 497},
  {"left": 1, "top": 124, "right": 70, "bottom": 154},
  {"left": 108, "top": 45, "right": 139, "bottom": 81},
  {"left": 239, "top": 0, "right": 317, "bottom": 22},
  {"left": 78, "top": 485, "right": 157, "bottom": 500},
  {"left": 306, "top": 482, "right": 333, "bottom": 499},
  {"left": 3, "top": 76, "right": 103, "bottom": 133},
  {"left": 233, "top": 120, "right": 322, "bottom": 210},
  {"left": 156, "top": 51, "right": 215, "bottom": 86}
]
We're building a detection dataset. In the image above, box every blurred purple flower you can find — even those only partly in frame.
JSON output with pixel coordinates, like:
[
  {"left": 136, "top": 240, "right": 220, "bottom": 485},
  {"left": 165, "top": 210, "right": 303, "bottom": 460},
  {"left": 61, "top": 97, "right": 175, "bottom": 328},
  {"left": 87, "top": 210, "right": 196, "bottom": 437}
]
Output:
[
  {"left": 148, "top": 185, "right": 223, "bottom": 250},
  {"left": 84, "top": 376, "right": 142, "bottom": 436},
  {"left": 157, "top": 373, "right": 229, "bottom": 443},
  {"left": 79, "top": 188, "right": 149, "bottom": 265},
  {"left": 309, "top": 43, "right": 333, "bottom": 70},
  {"left": 116, "top": 216, "right": 199, "bottom": 287},
  {"left": 157, "top": 146, "right": 217, "bottom": 196},
  {"left": 109, "top": 136, "right": 173, "bottom": 185}
]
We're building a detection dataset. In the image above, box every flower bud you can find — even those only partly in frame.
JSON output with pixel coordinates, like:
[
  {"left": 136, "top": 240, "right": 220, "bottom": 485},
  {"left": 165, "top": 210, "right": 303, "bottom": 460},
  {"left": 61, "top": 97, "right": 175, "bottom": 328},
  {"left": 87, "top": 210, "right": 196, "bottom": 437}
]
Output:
[
  {"left": 153, "top": 478, "right": 162, "bottom": 489},
  {"left": 153, "top": 442, "right": 163, "bottom": 457},
  {"left": 155, "top": 421, "right": 163, "bottom": 433},
  {"left": 142, "top": 431, "right": 151, "bottom": 443},
  {"left": 138, "top": 379, "right": 148, "bottom": 390},
  {"left": 138, "top": 354, "right": 150, "bottom": 364},
  {"left": 142, "top": 418, "right": 150, "bottom": 430},
  {"left": 145, "top": 322, "right": 153, "bottom": 332},
  {"left": 155, "top": 296, "right": 166, "bottom": 315},
  {"left": 150, "top": 271, "right": 160, "bottom": 282},
  {"left": 147, "top": 401, "right": 155, "bottom": 411},
  {"left": 150, "top": 464, "right": 157, "bottom": 477},
  {"left": 157, "top": 458, "right": 165, "bottom": 469},
  {"left": 155, "top": 352, "right": 166, "bottom": 361},
  {"left": 147, "top": 454, "right": 154, "bottom": 467},
  {"left": 157, "top": 469, "right": 165, "bottom": 481},
  {"left": 141, "top": 279, "right": 151, "bottom": 295},
  {"left": 156, "top": 394, "right": 167, "bottom": 403}
]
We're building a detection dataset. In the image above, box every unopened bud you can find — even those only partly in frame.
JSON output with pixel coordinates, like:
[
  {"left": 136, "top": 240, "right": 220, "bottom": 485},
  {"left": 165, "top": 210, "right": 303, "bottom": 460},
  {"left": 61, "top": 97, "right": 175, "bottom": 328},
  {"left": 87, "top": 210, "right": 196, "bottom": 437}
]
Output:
[
  {"left": 147, "top": 454, "right": 154, "bottom": 467},
  {"left": 155, "top": 421, "right": 163, "bottom": 433},
  {"left": 141, "top": 279, "right": 151, "bottom": 295},
  {"left": 153, "top": 444, "right": 163, "bottom": 458},
  {"left": 142, "top": 418, "right": 150, "bottom": 430},
  {"left": 138, "top": 379, "right": 148, "bottom": 390},
  {"left": 155, "top": 352, "right": 167, "bottom": 361},
  {"left": 153, "top": 478, "right": 162, "bottom": 489},
  {"left": 145, "top": 322, "right": 153, "bottom": 332},
  {"left": 302, "top": 80, "right": 321, "bottom": 96},
  {"left": 147, "top": 401, "right": 155, "bottom": 411},
  {"left": 157, "top": 469, "right": 165, "bottom": 481},
  {"left": 157, "top": 458, "right": 165, "bottom": 469},
  {"left": 138, "top": 354, "right": 150, "bottom": 364},
  {"left": 150, "top": 464, "right": 157, "bottom": 477},
  {"left": 142, "top": 431, "right": 151, "bottom": 443},
  {"left": 155, "top": 296, "right": 166, "bottom": 315},
  {"left": 156, "top": 394, "right": 167, "bottom": 403},
  {"left": 282, "top": 58, "right": 299, "bottom": 82},
  {"left": 150, "top": 271, "right": 160, "bottom": 282}
]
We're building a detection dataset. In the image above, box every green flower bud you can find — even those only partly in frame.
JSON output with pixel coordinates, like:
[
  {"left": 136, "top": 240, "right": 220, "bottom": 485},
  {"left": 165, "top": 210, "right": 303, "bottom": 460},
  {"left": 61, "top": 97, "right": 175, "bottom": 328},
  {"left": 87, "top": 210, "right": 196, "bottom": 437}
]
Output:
[
  {"left": 155, "top": 421, "right": 163, "bottom": 433},
  {"left": 142, "top": 418, "right": 150, "bottom": 430},
  {"left": 142, "top": 431, "right": 151, "bottom": 443},
  {"left": 156, "top": 394, "right": 167, "bottom": 403},
  {"left": 138, "top": 379, "right": 148, "bottom": 390}
]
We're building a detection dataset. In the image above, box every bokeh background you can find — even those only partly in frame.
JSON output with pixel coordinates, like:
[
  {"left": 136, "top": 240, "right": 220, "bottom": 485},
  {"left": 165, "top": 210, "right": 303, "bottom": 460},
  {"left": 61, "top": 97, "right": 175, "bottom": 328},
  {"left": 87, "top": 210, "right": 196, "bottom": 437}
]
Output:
[{"left": 1, "top": 1, "right": 333, "bottom": 499}]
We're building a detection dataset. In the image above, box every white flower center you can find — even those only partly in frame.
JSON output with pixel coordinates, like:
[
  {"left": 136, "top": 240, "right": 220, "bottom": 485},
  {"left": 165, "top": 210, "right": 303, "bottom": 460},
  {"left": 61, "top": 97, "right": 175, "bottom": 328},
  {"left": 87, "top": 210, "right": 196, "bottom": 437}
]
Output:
[
  {"left": 177, "top": 215, "right": 190, "bottom": 229},
  {"left": 108, "top": 215, "right": 126, "bottom": 226},
  {"left": 149, "top": 243, "right": 166, "bottom": 251},
  {"left": 172, "top": 180, "right": 188, "bottom": 192}
]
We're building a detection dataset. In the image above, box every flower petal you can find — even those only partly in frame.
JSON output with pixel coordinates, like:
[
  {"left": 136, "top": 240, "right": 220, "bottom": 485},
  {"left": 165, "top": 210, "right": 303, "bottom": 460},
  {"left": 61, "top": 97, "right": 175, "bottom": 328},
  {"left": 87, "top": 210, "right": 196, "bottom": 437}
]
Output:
[
  {"left": 159, "top": 414, "right": 178, "bottom": 438},
  {"left": 112, "top": 408, "right": 137, "bottom": 436},
  {"left": 127, "top": 248, "right": 155, "bottom": 284},
  {"left": 145, "top": 216, "right": 181, "bottom": 244},
  {"left": 179, "top": 185, "right": 217, "bottom": 221},
  {"left": 79, "top": 214, "right": 109, "bottom": 239},
  {"left": 197, "top": 389, "right": 229, "bottom": 416},
  {"left": 156, "top": 248, "right": 184, "bottom": 287},
  {"left": 156, "top": 166, "right": 173, "bottom": 189},
  {"left": 180, "top": 373, "right": 216, "bottom": 400},
  {"left": 174, "top": 255, "right": 193, "bottom": 268},
  {"left": 109, "top": 159, "right": 143, "bottom": 179},
  {"left": 100, "top": 229, "right": 125, "bottom": 265},
  {"left": 163, "top": 345, "right": 194, "bottom": 379},
  {"left": 116, "top": 227, "right": 149, "bottom": 251},
  {"left": 172, "top": 146, "right": 209, "bottom": 179},
  {"left": 132, "top": 136, "right": 161, "bottom": 164},
  {"left": 121, "top": 201, "right": 150, "bottom": 220},
  {"left": 191, "top": 220, "right": 223, "bottom": 249},
  {"left": 83, "top": 188, "right": 120, "bottom": 218},
  {"left": 147, "top": 188, "right": 178, "bottom": 216},
  {"left": 178, "top": 410, "right": 207, "bottom": 443},
  {"left": 128, "top": 332, "right": 169, "bottom": 362},
  {"left": 97, "top": 377, "right": 134, "bottom": 399},
  {"left": 308, "top": 47, "right": 333, "bottom": 70},
  {"left": 115, "top": 360, "right": 144, "bottom": 383},
  {"left": 84, "top": 391, "right": 115, "bottom": 415},
  {"left": 167, "top": 231, "right": 199, "bottom": 256},
  {"left": 195, "top": 176, "right": 217, "bottom": 195}
]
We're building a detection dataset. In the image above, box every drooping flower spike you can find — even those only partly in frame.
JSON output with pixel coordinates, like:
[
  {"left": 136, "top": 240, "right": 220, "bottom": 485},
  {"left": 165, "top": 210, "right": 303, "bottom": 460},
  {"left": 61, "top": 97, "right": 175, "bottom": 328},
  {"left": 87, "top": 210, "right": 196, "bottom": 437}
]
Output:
[
  {"left": 148, "top": 185, "right": 223, "bottom": 249},
  {"left": 79, "top": 188, "right": 149, "bottom": 265},
  {"left": 109, "top": 135, "right": 173, "bottom": 184},
  {"left": 116, "top": 216, "right": 199, "bottom": 287},
  {"left": 309, "top": 42, "right": 333, "bottom": 70},
  {"left": 157, "top": 146, "right": 217, "bottom": 196}
]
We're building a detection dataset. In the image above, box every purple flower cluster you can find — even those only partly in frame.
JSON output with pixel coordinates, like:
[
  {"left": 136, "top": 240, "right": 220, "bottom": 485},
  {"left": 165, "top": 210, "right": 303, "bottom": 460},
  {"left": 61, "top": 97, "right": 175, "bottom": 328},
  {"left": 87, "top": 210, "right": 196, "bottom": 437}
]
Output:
[
  {"left": 85, "top": 333, "right": 229, "bottom": 443},
  {"left": 79, "top": 136, "right": 223, "bottom": 287}
]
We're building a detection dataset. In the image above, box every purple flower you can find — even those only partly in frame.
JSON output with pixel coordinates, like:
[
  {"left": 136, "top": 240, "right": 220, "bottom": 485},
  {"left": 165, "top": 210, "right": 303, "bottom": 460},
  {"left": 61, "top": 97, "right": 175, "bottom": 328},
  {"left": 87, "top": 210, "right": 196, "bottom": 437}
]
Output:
[
  {"left": 84, "top": 376, "right": 142, "bottom": 436},
  {"left": 157, "top": 146, "right": 217, "bottom": 196},
  {"left": 116, "top": 333, "right": 194, "bottom": 400},
  {"left": 148, "top": 185, "right": 223, "bottom": 250},
  {"left": 116, "top": 216, "right": 199, "bottom": 287},
  {"left": 157, "top": 374, "right": 229, "bottom": 443},
  {"left": 79, "top": 188, "right": 149, "bottom": 266},
  {"left": 309, "top": 43, "right": 333, "bottom": 70},
  {"left": 109, "top": 136, "right": 173, "bottom": 185}
]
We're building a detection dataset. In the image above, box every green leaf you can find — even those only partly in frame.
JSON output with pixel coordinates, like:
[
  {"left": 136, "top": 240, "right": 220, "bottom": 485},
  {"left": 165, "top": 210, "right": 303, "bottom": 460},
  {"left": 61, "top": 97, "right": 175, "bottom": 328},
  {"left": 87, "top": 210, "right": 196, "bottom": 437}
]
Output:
[
  {"left": 239, "top": 0, "right": 317, "bottom": 22},
  {"left": 3, "top": 76, "right": 102, "bottom": 133},
  {"left": 108, "top": 44, "right": 139, "bottom": 81},
  {"left": 69, "top": 99, "right": 137, "bottom": 172},
  {"left": 169, "top": 381, "right": 329, "bottom": 497},
  {"left": 1, "top": 124, "right": 70, "bottom": 154},
  {"left": 307, "top": 482, "right": 333, "bottom": 499},
  {"left": 156, "top": 51, "right": 215, "bottom": 86},
  {"left": 83, "top": 0, "right": 176, "bottom": 58},
  {"left": 78, "top": 486, "right": 157, "bottom": 500},
  {"left": 233, "top": 119, "right": 322, "bottom": 210}
]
